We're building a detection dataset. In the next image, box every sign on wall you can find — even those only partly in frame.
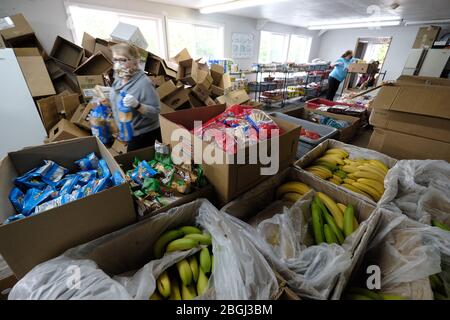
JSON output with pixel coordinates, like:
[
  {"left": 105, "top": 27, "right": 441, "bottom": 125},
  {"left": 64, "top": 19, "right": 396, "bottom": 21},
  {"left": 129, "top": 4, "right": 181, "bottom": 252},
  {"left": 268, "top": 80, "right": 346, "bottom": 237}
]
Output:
[{"left": 231, "top": 33, "right": 254, "bottom": 59}]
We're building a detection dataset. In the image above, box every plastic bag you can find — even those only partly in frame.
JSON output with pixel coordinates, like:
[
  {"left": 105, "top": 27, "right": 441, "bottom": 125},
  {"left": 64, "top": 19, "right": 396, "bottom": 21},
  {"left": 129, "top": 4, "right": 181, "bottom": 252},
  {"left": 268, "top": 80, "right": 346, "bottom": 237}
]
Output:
[
  {"left": 9, "top": 199, "right": 278, "bottom": 300},
  {"left": 90, "top": 104, "right": 112, "bottom": 144}
]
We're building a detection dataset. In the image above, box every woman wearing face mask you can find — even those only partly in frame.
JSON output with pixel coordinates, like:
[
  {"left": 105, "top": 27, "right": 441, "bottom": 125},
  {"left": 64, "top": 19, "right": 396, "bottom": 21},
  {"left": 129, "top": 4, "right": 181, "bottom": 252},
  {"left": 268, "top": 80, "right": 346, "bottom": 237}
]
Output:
[
  {"left": 109, "top": 43, "right": 161, "bottom": 151},
  {"left": 326, "top": 50, "right": 359, "bottom": 101}
]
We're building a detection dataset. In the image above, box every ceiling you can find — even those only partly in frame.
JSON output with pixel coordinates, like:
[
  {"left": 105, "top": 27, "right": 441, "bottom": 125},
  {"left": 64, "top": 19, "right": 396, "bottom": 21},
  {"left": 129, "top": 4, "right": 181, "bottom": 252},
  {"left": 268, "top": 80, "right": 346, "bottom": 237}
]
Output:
[{"left": 148, "top": 0, "right": 450, "bottom": 28}]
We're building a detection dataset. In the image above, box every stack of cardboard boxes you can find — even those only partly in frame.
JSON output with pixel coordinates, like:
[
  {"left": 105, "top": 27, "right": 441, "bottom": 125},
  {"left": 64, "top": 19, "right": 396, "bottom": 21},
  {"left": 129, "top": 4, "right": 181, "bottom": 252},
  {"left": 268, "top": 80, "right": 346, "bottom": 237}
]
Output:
[{"left": 368, "top": 75, "right": 450, "bottom": 161}]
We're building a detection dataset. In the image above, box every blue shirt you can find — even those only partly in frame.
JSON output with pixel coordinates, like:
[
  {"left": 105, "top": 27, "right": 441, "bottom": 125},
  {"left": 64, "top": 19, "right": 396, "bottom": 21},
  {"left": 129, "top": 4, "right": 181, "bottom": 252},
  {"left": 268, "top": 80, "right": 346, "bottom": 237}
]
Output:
[{"left": 329, "top": 57, "right": 357, "bottom": 82}]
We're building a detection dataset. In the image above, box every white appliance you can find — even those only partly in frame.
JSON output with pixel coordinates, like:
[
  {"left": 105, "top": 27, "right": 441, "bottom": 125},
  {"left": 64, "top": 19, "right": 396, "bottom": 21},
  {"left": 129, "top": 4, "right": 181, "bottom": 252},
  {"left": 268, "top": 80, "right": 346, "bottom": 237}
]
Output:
[
  {"left": 402, "top": 49, "right": 426, "bottom": 76},
  {"left": 419, "top": 49, "right": 450, "bottom": 77}
]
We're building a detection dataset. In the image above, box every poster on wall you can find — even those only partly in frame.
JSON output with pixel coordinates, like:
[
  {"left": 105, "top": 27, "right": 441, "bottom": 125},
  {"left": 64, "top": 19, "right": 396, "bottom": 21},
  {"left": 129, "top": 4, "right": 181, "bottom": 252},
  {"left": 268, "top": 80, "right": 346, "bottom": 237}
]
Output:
[{"left": 232, "top": 33, "right": 254, "bottom": 59}]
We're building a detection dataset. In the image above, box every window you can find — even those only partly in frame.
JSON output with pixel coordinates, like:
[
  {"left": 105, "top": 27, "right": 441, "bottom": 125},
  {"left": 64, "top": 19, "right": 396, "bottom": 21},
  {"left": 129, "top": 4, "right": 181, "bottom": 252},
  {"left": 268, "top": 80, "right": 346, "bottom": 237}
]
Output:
[
  {"left": 167, "top": 19, "right": 224, "bottom": 61},
  {"left": 66, "top": 3, "right": 166, "bottom": 57},
  {"left": 259, "top": 31, "right": 312, "bottom": 64}
]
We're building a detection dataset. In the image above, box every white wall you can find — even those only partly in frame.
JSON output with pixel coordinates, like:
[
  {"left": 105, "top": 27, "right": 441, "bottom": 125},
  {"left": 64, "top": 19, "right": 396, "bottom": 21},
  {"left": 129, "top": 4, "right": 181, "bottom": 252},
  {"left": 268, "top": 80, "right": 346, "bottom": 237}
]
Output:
[
  {"left": 316, "top": 25, "right": 422, "bottom": 81},
  {"left": 0, "top": 0, "right": 320, "bottom": 70}
]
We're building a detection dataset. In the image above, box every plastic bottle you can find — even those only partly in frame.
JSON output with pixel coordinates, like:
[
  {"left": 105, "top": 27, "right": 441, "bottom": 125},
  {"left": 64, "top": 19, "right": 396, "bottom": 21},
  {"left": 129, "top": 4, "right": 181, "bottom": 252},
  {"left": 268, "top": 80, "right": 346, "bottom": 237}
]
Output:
[{"left": 118, "top": 91, "right": 134, "bottom": 142}]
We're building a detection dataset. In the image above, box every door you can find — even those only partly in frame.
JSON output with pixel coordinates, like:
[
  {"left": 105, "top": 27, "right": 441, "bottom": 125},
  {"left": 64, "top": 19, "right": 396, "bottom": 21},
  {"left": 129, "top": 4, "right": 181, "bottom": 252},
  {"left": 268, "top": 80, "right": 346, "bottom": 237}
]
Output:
[{"left": 419, "top": 49, "right": 450, "bottom": 77}]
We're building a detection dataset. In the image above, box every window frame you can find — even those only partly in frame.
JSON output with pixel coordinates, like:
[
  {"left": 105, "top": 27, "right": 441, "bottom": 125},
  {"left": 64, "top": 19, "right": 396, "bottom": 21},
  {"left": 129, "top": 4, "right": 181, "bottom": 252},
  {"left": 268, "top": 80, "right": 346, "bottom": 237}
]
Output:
[
  {"left": 166, "top": 17, "right": 225, "bottom": 60},
  {"left": 64, "top": 1, "right": 167, "bottom": 58},
  {"left": 258, "top": 30, "right": 312, "bottom": 64},
  {"left": 287, "top": 34, "right": 313, "bottom": 63}
]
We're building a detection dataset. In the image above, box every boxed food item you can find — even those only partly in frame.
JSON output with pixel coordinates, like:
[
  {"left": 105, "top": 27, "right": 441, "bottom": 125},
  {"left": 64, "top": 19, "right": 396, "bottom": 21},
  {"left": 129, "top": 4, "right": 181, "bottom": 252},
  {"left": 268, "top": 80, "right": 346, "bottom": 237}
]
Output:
[
  {"left": 368, "top": 128, "right": 450, "bottom": 162},
  {"left": 47, "top": 119, "right": 90, "bottom": 142},
  {"left": 110, "top": 22, "right": 148, "bottom": 49},
  {"left": 0, "top": 137, "right": 136, "bottom": 278},
  {"left": 221, "top": 167, "right": 378, "bottom": 300},
  {"left": 14, "top": 48, "right": 55, "bottom": 98},
  {"left": 413, "top": 26, "right": 441, "bottom": 49},
  {"left": 160, "top": 104, "right": 300, "bottom": 204},
  {"left": 115, "top": 145, "right": 215, "bottom": 218},
  {"left": 50, "top": 36, "right": 84, "bottom": 69}
]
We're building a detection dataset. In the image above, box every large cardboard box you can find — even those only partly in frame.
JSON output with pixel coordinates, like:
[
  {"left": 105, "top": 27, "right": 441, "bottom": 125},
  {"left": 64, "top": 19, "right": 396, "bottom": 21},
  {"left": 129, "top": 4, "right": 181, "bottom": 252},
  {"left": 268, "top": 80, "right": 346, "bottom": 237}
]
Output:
[
  {"left": 413, "top": 26, "right": 441, "bottom": 49},
  {"left": 48, "top": 119, "right": 90, "bottom": 142},
  {"left": 114, "top": 147, "right": 215, "bottom": 219},
  {"left": 348, "top": 62, "right": 378, "bottom": 74},
  {"left": 215, "top": 89, "right": 250, "bottom": 107},
  {"left": 171, "top": 48, "right": 191, "bottom": 64},
  {"left": 0, "top": 137, "right": 137, "bottom": 278},
  {"left": 369, "top": 108, "right": 450, "bottom": 143},
  {"left": 36, "top": 92, "right": 80, "bottom": 132},
  {"left": 396, "top": 75, "right": 450, "bottom": 86},
  {"left": 160, "top": 105, "right": 300, "bottom": 204},
  {"left": 368, "top": 128, "right": 450, "bottom": 162},
  {"left": 81, "top": 32, "right": 113, "bottom": 61},
  {"left": 157, "top": 80, "right": 190, "bottom": 110},
  {"left": 210, "top": 64, "right": 224, "bottom": 85},
  {"left": 77, "top": 75, "right": 105, "bottom": 100},
  {"left": 176, "top": 59, "right": 206, "bottom": 86},
  {"left": 70, "top": 103, "right": 94, "bottom": 130},
  {"left": 50, "top": 36, "right": 84, "bottom": 69},
  {"left": 73, "top": 51, "right": 112, "bottom": 76},
  {"left": 14, "top": 48, "right": 55, "bottom": 98},
  {"left": 52, "top": 74, "right": 80, "bottom": 94},
  {"left": 371, "top": 82, "right": 450, "bottom": 120},
  {"left": 0, "top": 14, "right": 33, "bottom": 41},
  {"left": 110, "top": 22, "right": 148, "bottom": 49}
]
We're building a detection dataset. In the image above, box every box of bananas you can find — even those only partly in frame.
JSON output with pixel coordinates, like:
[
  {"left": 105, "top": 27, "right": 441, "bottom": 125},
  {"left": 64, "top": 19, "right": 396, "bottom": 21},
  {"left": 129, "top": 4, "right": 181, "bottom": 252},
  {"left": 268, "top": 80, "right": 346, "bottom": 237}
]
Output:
[{"left": 295, "top": 140, "right": 397, "bottom": 204}]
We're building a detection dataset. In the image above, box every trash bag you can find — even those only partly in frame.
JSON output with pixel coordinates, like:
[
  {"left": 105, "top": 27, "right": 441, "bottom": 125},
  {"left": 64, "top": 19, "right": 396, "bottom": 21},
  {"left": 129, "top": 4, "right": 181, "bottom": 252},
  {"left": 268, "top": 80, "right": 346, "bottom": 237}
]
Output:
[
  {"left": 380, "top": 160, "right": 450, "bottom": 225},
  {"left": 9, "top": 199, "right": 278, "bottom": 300}
]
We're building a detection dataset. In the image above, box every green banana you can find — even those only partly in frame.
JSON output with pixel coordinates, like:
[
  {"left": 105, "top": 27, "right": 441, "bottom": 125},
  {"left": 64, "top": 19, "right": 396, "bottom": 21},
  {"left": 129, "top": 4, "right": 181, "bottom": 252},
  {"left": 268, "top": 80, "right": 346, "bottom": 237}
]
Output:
[
  {"left": 197, "top": 267, "right": 209, "bottom": 296},
  {"left": 188, "top": 255, "right": 199, "bottom": 283},
  {"left": 431, "top": 220, "right": 450, "bottom": 232},
  {"left": 344, "top": 204, "right": 356, "bottom": 237},
  {"left": 334, "top": 170, "right": 347, "bottom": 179},
  {"left": 311, "top": 201, "right": 325, "bottom": 245},
  {"left": 153, "top": 229, "right": 184, "bottom": 258},
  {"left": 315, "top": 198, "right": 344, "bottom": 245},
  {"left": 348, "top": 287, "right": 382, "bottom": 300},
  {"left": 166, "top": 238, "right": 199, "bottom": 253},
  {"left": 150, "top": 292, "right": 163, "bottom": 300},
  {"left": 211, "top": 255, "right": 214, "bottom": 273},
  {"left": 169, "top": 279, "right": 182, "bottom": 300},
  {"left": 156, "top": 270, "right": 171, "bottom": 298},
  {"left": 179, "top": 226, "right": 202, "bottom": 235},
  {"left": 324, "top": 224, "right": 338, "bottom": 244},
  {"left": 177, "top": 259, "right": 193, "bottom": 286},
  {"left": 199, "top": 247, "right": 212, "bottom": 274},
  {"left": 181, "top": 284, "right": 196, "bottom": 300},
  {"left": 184, "top": 233, "right": 212, "bottom": 246}
]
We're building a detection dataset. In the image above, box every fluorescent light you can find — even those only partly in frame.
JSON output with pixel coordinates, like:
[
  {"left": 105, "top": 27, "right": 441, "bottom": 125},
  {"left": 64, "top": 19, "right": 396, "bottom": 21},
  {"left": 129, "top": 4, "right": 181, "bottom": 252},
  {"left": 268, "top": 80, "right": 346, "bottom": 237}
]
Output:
[
  {"left": 404, "top": 19, "right": 450, "bottom": 26},
  {"left": 199, "top": 0, "right": 285, "bottom": 14},
  {"left": 308, "top": 16, "right": 401, "bottom": 27},
  {"left": 308, "top": 20, "right": 402, "bottom": 30}
]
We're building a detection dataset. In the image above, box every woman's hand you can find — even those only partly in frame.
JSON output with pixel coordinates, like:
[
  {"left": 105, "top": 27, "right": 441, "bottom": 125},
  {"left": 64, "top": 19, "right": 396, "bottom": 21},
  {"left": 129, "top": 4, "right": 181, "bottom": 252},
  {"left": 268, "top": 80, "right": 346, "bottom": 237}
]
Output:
[{"left": 123, "top": 94, "right": 140, "bottom": 109}]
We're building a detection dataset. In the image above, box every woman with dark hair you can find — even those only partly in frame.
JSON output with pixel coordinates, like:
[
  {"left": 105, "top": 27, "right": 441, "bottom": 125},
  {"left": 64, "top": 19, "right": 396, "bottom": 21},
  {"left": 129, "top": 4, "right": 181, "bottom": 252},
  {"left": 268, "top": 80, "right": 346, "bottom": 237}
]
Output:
[{"left": 326, "top": 50, "right": 359, "bottom": 101}]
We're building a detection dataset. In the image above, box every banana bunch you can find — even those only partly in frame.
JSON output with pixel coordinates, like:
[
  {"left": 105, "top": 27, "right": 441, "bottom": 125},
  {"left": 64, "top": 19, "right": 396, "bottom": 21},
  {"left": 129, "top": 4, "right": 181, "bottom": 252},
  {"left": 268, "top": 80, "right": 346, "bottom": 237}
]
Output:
[
  {"left": 430, "top": 273, "right": 450, "bottom": 300},
  {"left": 305, "top": 148, "right": 390, "bottom": 202},
  {"left": 343, "top": 287, "right": 406, "bottom": 300},
  {"left": 276, "top": 181, "right": 311, "bottom": 203},
  {"left": 150, "top": 247, "right": 214, "bottom": 300},
  {"left": 311, "top": 192, "right": 359, "bottom": 246},
  {"left": 153, "top": 226, "right": 212, "bottom": 259}
]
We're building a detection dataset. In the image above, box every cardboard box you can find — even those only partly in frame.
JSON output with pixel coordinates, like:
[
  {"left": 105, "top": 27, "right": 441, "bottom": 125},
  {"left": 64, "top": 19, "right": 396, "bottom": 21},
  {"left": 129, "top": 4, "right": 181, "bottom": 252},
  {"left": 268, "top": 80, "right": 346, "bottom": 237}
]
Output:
[
  {"left": 81, "top": 33, "right": 113, "bottom": 61},
  {"left": 371, "top": 82, "right": 450, "bottom": 120},
  {"left": 111, "top": 139, "right": 128, "bottom": 155},
  {"left": 0, "top": 14, "right": 33, "bottom": 41},
  {"left": 177, "top": 59, "right": 202, "bottom": 86},
  {"left": 52, "top": 74, "right": 80, "bottom": 94},
  {"left": 198, "top": 73, "right": 213, "bottom": 89},
  {"left": 45, "top": 58, "right": 65, "bottom": 80},
  {"left": 48, "top": 119, "right": 90, "bottom": 142},
  {"left": 192, "top": 83, "right": 211, "bottom": 102},
  {"left": 163, "top": 87, "right": 190, "bottom": 110},
  {"left": 210, "top": 84, "right": 224, "bottom": 97},
  {"left": 0, "top": 137, "right": 137, "bottom": 278},
  {"left": 221, "top": 167, "right": 378, "bottom": 299},
  {"left": 210, "top": 64, "right": 224, "bottom": 85},
  {"left": 369, "top": 108, "right": 450, "bottom": 143},
  {"left": 245, "top": 100, "right": 264, "bottom": 109},
  {"left": 188, "top": 92, "right": 205, "bottom": 108},
  {"left": 70, "top": 103, "right": 94, "bottom": 130},
  {"left": 171, "top": 48, "right": 191, "bottom": 64},
  {"left": 110, "top": 22, "right": 148, "bottom": 49},
  {"left": 160, "top": 105, "right": 300, "bottom": 204},
  {"left": 215, "top": 89, "right": 250, "bottom": 107},
  {"left": 0, "top": 35, "right": 5, "bottom": 49},
  {"left": 77, "top": 75, "right": 105, "bottom": 100},
  {"left": 36, "top": 92, "right": 80, "bottom": 132},
  {"left": 161, "top": 59, "right": 178, "bottom": 78},
  {"left": 73, "top": 51, "right": 112, "bottom": 76},
  {"left": 145, "top": 53, "right": 164, "bottom": 75},
  {"left": 348, "top": 62, "right": 378, "bottom": 74},
  {"left": 115, "top": 147, "right": 216, "bottom": 218},
  {"left": 159, "top": 102, "right": 175, "bottom": 114},
  {"left": 220, "top": 73, "right": 232, "bottom": 89},
  {"left": 413, "top": 26, "right": 441, "bottom": 49},
  {"left": 396, "top": 75, "right": 450, "bottom": 86},
  {"left": 368, "top": 128, "right": 450, "bottom": 162},
  {"left": 50, "top": 36, "right": 84, "bottom": 68},
  {"left": 148, "top": 75, "right": 166, "bottom": 87},
  {"left": 15, "top": 48, "right": 55, "bottom": 98},
  {"left": 156, "top": 80, "right": 178, "bottom": 99}
]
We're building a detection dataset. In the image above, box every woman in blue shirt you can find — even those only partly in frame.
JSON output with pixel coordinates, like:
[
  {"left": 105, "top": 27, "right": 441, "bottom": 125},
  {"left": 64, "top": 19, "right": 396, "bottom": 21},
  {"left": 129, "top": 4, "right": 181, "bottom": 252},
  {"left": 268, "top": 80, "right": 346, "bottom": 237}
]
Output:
[{"left": 326, "top": 50, "right": 358, "bottom": 101}]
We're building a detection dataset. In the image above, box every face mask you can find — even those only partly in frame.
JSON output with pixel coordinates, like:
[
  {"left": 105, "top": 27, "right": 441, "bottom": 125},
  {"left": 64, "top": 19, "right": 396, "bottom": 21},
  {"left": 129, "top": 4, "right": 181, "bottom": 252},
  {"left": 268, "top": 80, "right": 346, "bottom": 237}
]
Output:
[{"left": 113, "top": 61, "right": 138, "bottom": 79}]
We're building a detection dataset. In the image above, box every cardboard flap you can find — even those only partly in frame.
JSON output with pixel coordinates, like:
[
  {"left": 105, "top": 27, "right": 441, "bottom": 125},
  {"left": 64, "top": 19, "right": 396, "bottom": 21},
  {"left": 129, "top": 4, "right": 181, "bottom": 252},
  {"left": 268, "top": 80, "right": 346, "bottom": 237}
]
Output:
[
  {"left": 73, "top": 52, "right": 112, "bottom": 76},
  {"left": 16, "top": 55, "right": 56, "bottom": 97}
]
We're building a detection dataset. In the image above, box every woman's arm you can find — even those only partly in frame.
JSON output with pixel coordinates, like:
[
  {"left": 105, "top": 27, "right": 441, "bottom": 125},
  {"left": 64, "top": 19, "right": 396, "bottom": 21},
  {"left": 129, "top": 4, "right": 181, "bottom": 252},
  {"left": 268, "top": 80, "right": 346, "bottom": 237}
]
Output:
[{"left": 136, "top": 102, "right": 160, "bottom": 118}]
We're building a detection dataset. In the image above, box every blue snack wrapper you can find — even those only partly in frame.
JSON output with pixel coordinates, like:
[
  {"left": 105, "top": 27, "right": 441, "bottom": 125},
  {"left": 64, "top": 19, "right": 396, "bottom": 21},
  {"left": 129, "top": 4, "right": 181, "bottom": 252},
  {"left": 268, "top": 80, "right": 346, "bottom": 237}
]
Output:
[
  {"left": 21, "top": 187, "right": 55, "bottom": 216},
  {"left": 34, "top": 194, "right": 75, "bottom": 214},
  {"left": 37, "top": 160, "right": 68, "bottom": 187},
  {"left": 111, "top": 171, "right": 125, "bottom": 186},
  {"left": 3, "top": 213, "right": 29, "bottom": 225},
  {"left": 9, "top": 187, "right": 25, "bottom": 213},
  {"left": 59, "top": 174, "right": 81, "bottom": 196},
  {"left": 130, "top": 161, "right": 158, "bottom": 186},
  {"left": 93, "top": 177, "right": 111, "bottom": 194},
  {"left": 97, "top": 159, "right": 111, "bottom": 179},
  {"left": 14, "top": 168, "right": 46, "bottom": 191},
  {"left": 77, "top": 170, "right": 98, "bottom": 185},
  {"left": 75, "top": 152, "right": 99, "bottom": 171}
]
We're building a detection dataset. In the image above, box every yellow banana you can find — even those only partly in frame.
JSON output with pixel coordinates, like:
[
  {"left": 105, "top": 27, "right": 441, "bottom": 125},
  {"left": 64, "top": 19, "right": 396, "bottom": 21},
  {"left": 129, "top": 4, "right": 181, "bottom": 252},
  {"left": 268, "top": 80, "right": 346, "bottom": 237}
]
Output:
[
  {"left": 316, "top": 192, "right": 344, "bottom": 230},
  {"left": 154, "top": 229, "right": 184, "bottom": 258},
  {"left": 352, "top": 182, "right": 382, "bottom": 201},
  {"left": 188, "top": 255, "right": 199, "bottom": 282},
  {"left": 368, "top": 160, "right": 389, "bottom": 174},
  {"left": 181, "top": 284, "right": 196, "bottom": 300},
  {"left": 169, "top": 279, "right": 182, "bottom": 300},
  {"left": 353, "top": 171, "right": 385, "bottom": 184},
  {"left": 357, "top": 164, "right": 386, "bottom": 178},
  {"left": 344, "top": 178, "right": 356, "bottom": 184},
  {"left": 177, "top": 259, "right": 193, "bottom": 286},
  {"left": 357, "top": 178, "right": 385, "bottom": 195},
  {"left": 332, "top": 175, "right": 343, "bottom": 184},
  {"left": 179, "top": 226, "right": 202, "bottom": 235},
  {"left": 282, "top": 192, "right": 304, "bottom": 203},
  {"left": 276, "top": 182, "right": 311, "bottom": 198},
  {"left": 157, "top": 270, "right": 171, "bottom": 298},
  {"left": 341, "top": 165, "right": 359, "bottom": 174},
  {"left": 166, "top": 238, "right": 199, "bottom": 253},
  {"left": 341, "top": 184, "right": 373, "bottom": 200},
  {"left": 329, "top": 179, "right": 340, "bottom": 186},
  {"left": 325, "top": 148, "right": 349, "bottom": 158},
  {"left": 308, "top": 165, "right": 333, "bottom": 176},
  {"left": 184, "top": 233, "right": 212, "bottom": 246},
  {"left": 347, "top": 173, "right": 357, "bottom": 180},
  {"left": 318, "top": 155, "right": 345, "bottom": 166},
  {"left": 308, "top": 170, "right": 329, "bottom": 180},
  {"left": 197, "top": 268, "right": 209, "bottom": 296},
  {"left": 337, "top": 203, "right": 347, "bottom": 214},
  {"left": 150, "top": 292, "right": 163, "bottom": 300}
]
